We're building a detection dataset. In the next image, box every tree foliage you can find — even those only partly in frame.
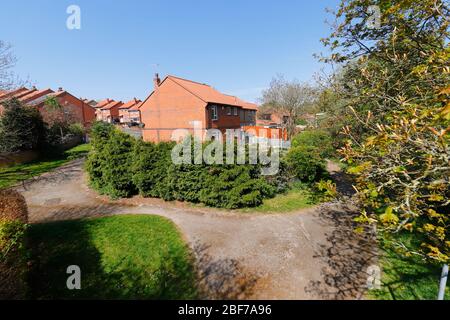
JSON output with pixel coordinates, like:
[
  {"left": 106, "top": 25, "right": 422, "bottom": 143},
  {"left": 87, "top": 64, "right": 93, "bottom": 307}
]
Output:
[
  {"left": 322, "top": 0, "right": 450, "bottom": 263},
  {"left": 261, "top": 75, "right": 318, "bottom": 138},
  {"left": 0, "top": 98, "right": 47, "bottom": 152}
]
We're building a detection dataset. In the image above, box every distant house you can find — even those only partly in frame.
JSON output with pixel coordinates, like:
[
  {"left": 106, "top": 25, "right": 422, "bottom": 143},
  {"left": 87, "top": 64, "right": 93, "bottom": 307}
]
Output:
[
  {"left": 0, "top": 87, "right": 96, "bottom": 127},
  {"left": 139, "top": 74, "right": 258, "bottom": 142},
  {"left": 256, "top": 109, "right": 289, "bottom": 128},
  {"left": 99, "top": 100, "right": 123, "bottom": 123},
  {"left": 118, "top": 98, "right": 142, "bottom": 125}
]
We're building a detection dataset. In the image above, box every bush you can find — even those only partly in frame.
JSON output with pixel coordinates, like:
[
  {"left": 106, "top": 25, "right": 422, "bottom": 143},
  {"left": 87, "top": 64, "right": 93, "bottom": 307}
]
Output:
[
  {"left": 68, "top": 123, "right": 85, "bottom": 138},
  {"left": 291, "top": 130, "right": 333, "bottom": 158},
  {"left": 0, "top": 190, "right": 29, "bottom": 299},
  {"left": 86, "top": 127, "right": 136, "bottom": 199},
  {"left": 87, "top": 131, "right": 279, "bottom": 208},
  {"left": 285, "top": 145, "right": 326, "bottom": 183},
  {"left": 198, "top": 165, "right": 276, "bottom": 209},
  {"left": 0, "top": 98, "right": 47, "bottom": 153},
  {"left": 132, "top": 140, "right": 174, "bottom": 199}
]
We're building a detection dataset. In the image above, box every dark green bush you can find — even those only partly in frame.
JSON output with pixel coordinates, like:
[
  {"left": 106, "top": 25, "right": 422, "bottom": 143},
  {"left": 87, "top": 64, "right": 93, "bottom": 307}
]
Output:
[
  {"left": 291, "top": 130, "right": 333, "bottom": 158},
  {"left": 0, "top": 98, "right": 47, "bottom": 153},
  {"left": 285, "top": 145, "right": 326, "bottom": 183},
  {"left": 198, "top": 165, "right": 276, "bottom": 209},
  {"left": 132, "top": 140, "right": 174, "bottom": 199},
  {"left": 87, "top": 131, "right": 279, "bottom": 208},
  {"left": 86, "top": 126, "right": 136, "bottom": 199}
]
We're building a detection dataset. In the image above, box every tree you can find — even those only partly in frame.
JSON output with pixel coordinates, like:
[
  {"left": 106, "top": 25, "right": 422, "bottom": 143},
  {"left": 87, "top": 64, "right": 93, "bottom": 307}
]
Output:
[
  {"left": 0, "top": 41, "right": 26, "bottom": 91},
  {"left": 0, "top": 98, "right": 47, "bottom": 152},
  {"left": 260, "top": 75, "right": 318, "bottom": 138},
  {"left": 321, "top": 0, "right": 449, "bottom": 269}
]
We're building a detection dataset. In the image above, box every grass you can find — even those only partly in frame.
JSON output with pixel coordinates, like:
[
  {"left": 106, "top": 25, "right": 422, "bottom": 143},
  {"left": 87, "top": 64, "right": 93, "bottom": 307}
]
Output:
[
  {"left": 369, "top": 234, "right": 449, "bottom": 300},
  {"left": 239, "top": 182, "right": 320, "bottom": 213},
  {"left": 27, "top": 214, "right": 198, "bottom": 299},
  {"left": 0, "top": 143, "right": 91, "bottom": 189}
]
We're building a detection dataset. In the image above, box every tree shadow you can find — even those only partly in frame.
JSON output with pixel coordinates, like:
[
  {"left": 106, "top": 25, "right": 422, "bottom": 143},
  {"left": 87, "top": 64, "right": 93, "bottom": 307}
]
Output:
[
  {"left": 27, "top": 217, "right": 197, "bottom": 299},
  {"left": 192, "top": 242, "right": 260, "bottom": 300},
  {"left": 305, "top": 203, "right": 378, "bottom": 299}
]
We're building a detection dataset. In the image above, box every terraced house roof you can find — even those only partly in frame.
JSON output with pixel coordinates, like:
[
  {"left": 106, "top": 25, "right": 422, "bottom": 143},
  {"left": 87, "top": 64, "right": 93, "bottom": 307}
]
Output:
[
  {"left": 101, "top": 100, "right": 123, "bottom": 110},
  {"left": 118, "top": 98, "right": 141, "bottom": 110}
]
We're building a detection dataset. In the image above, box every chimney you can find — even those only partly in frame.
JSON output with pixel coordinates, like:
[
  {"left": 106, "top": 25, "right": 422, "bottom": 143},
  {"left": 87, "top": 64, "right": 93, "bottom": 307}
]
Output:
[
  {"left": 153, "top": 73, "right": 161, "bottom": 89},
  {"left": 58, "top": 87, "right": 63, "bottom": 92}
]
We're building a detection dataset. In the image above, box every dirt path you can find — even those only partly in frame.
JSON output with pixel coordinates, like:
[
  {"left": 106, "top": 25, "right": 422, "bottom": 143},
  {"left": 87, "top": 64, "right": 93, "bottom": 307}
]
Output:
[{"left": 16, "top": 159, "right": 376, "bottom": 299}]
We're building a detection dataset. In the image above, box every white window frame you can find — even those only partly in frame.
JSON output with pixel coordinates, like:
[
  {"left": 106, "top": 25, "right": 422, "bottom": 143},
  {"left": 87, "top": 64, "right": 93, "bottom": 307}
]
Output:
[
  {"left": 226, "top": 106, "right": 232, "bottom": 115},
  {"left": 233, "top": 107, "right": 238, "bottom": 116},
  {"left": 211, "top": 105, "right": 218, "bottom": 120}
]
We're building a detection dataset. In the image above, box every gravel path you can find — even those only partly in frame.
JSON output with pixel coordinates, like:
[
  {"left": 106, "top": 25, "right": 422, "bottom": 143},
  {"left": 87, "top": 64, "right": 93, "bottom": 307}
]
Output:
[{"left": 16, "top": 159, "right": 376, "bottom": 299}]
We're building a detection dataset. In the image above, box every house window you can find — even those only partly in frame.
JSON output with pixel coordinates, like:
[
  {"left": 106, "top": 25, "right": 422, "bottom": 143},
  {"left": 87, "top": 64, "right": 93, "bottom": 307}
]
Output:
[
  {"left": 227, "top": 106, "right": 231, "bottom": 115},
  {"left": 233, "top": 107, "right": 238, "bottom": 116},
  {"left": 261, "top": 113, "right": 271, "bottom": 120},
  {"left": 211, "top": 105, "right": 218, "bottom": 120}
]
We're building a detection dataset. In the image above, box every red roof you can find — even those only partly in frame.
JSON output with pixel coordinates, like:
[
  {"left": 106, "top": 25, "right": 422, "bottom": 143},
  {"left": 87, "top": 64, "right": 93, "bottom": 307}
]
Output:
[
  {"left": 101, "top": 100, "right": 123, "bottom": 110},
  {"left": 19, "top": 88, "right": 54, "bottom": 104},
  {"left": 161, "top": 75, "right": 258, "bottom": 110},
  {"left": 119, "top": 98, "right": 141, "bottom": 109},
  {"left": 96, "top": 99, "right": 114, "bottom": 108},
  {"left": 129, "top": 101, "right": 142, "bottom": 111},
  {"left": 0, "top": 87, "right": 36, "bottom": 102}
]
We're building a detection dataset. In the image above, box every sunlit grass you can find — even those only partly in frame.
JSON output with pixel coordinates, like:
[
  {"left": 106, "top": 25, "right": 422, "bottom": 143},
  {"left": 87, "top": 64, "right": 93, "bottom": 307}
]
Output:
[
  {"left": 0, "top": 143, "right": 90, "bottom": 189},
  {"left": 28, "top": 214, "right": 197, "bottom": 299}
]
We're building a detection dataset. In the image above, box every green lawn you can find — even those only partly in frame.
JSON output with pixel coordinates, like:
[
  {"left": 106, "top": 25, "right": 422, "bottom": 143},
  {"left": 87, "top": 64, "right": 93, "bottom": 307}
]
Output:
[
  {"left": 0, "top": 143, "right": 91, "bottom": 189},
  {"left": 369, "top": 237, "right": 449, "bottom": 300},
  {"left": 27, "top": 215, "right": 198, "bottom": 299},
  {"left": 239, "top": 182, "right": 320, "bottom": 213}
]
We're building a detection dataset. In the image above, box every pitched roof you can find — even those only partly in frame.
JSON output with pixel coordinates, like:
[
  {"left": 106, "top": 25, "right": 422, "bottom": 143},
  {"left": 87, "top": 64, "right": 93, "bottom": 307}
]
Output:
[
  {"left": 0, "top": 87, "right": 36, "bottom": 102},
  {"left": 129, "top": 101, "right": 143, "bottom": 111},
  {"left": 164, "top": 75, "right": 258, "bottom": 110},
  {"left": 119, "top": 98, "right": 141, "bottom": 109},
  {"left": 19, "top": 88, "right": 54, "bottom": 104},
  {"left": 96, "top": 99, "right": 114, "bottom": 108},
  {"left": 101, "top": 100, "right": 123, "bottom": 110},
  {"left": 0, "top": 87, "right": 27, "bottom": 99}
]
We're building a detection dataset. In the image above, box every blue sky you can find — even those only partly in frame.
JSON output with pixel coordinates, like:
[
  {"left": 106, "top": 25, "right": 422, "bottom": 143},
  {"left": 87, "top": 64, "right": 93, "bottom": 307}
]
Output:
[{"left": 0, "top": 0, "right": 339, "bottom": 102}]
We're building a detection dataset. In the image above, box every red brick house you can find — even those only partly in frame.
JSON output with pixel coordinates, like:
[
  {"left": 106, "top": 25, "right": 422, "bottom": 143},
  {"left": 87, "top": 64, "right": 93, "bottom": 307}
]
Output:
[
  {"left": 118, "top": 98, "right": 142, "bottom": 124},
  {"left": 140, "top": 74, "right": 257, "bottom": 142},
  {"left": 99, "top": 100, "right": 123, "bottom": 123},
  {"left": 0, "top": 87, "right": 96, "bottom": 127}
]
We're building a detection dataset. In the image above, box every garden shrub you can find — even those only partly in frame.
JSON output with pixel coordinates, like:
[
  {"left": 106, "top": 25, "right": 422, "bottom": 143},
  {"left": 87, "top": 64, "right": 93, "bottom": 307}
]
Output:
[
  {"left": 285, "top": 145, "right": 326, "bottom": 183},
  {"left": 86, "top": 125, "right": 137, "bottom": 199},
  {"left": 132, "top": 140, "right": 174, "bottom": 199},
  {"left": 87, "top": 130, "right": 279, "bottom": 208},
  {"left": 291, "top": 130, "right": 333, "bottom": 158},
  {"left": 0, "top": 98, "right": 47, "bottom": 153},
  {"left": 198, "top": 165, "right": 276, "bottom": 209},
  {"left": 0, "top": 189, "right": 29, "bottom": 299}
]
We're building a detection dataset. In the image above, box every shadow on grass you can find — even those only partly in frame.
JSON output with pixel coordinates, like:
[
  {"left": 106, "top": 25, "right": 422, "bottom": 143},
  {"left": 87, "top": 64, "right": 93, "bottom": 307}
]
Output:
[
  {"left": 369, "top": 244, "right": 447, "bottom": 300},
  {"left": 27, "top": 216, "right": 197, "bottom": 299}
]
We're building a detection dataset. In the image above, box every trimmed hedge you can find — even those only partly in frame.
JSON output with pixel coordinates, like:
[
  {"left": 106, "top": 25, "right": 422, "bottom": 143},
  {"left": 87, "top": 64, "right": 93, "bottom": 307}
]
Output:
[{"left": 86, "top": 123, "right": 277, "bottom": 208}]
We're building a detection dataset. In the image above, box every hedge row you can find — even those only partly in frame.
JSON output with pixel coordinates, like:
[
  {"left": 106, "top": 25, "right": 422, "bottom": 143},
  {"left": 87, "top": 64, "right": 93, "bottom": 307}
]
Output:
[{"left": 85, "top": 122, "right": 278, "bottom": 208}]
